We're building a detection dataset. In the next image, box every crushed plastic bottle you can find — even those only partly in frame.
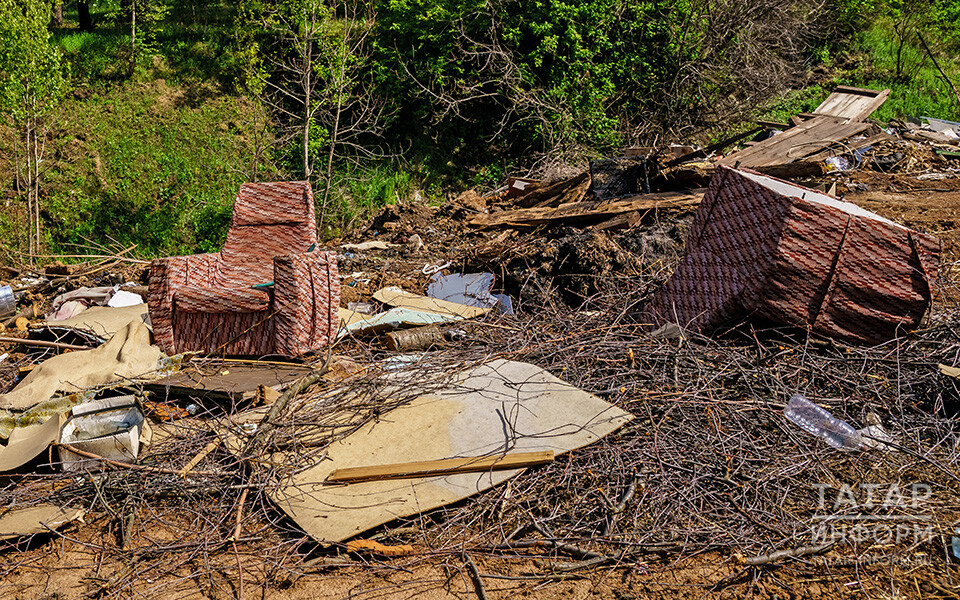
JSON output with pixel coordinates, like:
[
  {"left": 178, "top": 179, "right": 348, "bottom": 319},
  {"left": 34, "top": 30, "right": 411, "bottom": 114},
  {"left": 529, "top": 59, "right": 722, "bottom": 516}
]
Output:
[{"left": 783, "top": 394, "right": 865, "bottom": 451}]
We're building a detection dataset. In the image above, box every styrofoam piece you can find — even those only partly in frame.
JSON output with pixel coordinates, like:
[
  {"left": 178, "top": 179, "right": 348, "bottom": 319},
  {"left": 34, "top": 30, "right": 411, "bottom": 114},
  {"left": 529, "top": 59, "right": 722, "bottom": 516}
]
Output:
[{"left": 58, "top": 395, "right": 144, "bottom": 471}]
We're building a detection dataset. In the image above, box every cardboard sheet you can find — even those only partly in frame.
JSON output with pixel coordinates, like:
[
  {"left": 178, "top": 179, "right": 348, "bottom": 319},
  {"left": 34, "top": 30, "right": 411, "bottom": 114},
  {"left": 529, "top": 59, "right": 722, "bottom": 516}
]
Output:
[
  {"left": 0, "top": 320, "right": 162, "bottom": 410},
  {"left": 372, "top": 287, "right": 490, "bottom": 319},
  {"left": 256, "top": 359, "right": 633, "bottom": 542},
  {"left": 0, "top": 505, "right": 85, "bottom": 540}
]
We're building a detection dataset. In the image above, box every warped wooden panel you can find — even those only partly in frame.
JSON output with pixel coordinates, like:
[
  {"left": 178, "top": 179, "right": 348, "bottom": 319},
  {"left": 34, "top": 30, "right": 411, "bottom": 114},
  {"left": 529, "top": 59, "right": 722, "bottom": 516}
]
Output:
[
  {"left": 814, "top": 86, "right": 890, "bottom": 121},
  {"left": 721, "top": 116, "right": 872, "bottom": 168}
]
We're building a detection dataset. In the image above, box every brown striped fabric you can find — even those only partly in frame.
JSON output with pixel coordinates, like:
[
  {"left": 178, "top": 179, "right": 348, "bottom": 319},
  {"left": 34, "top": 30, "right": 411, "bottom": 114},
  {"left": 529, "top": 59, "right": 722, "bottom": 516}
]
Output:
[
  {"left": 148, "top": 181, "right": 340, "bottom": 357},
  {"left": 641, "top": 166, "right": 940, "bottom": 345}
]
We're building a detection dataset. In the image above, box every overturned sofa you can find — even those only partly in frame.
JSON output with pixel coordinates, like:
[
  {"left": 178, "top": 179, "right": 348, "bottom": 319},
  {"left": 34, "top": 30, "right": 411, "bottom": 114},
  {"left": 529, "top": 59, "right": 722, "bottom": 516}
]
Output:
[
  {"left": 641, "top": 166, "right": 939, "bottom": 345},
  {"left": 148, "top": 181, "right": 339, "bottom": 356}
]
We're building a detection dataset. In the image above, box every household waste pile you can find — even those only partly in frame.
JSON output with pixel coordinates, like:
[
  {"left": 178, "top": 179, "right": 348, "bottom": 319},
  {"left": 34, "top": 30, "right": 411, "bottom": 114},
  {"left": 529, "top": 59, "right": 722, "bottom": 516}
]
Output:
[{"left": 1, "top": 92, "right": 960, "bottom": 599}]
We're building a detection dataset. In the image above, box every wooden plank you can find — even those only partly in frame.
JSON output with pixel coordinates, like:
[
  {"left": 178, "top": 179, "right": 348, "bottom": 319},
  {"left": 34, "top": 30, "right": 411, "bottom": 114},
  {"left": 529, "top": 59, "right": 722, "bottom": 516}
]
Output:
[
  {"left": 589, "top": 211, "right": 643, "bottom": 231},
  {"left": 804, "top": 131, "right": 893, "bottom": 162},
  {"left": 756, "top": 120, "right": 790, "bottom": 129},
  {"left": 469, "top": 189, "right": 704, "bottom": 228},
  {"left": 720, "top": 116, "right": 840, "bottom": 166},
  {"left": 832, "top": 85, "right": 884, "bottom": 95},
  {"left": 814, "top": 87, "right": 890, "bottom": 120},
  {"left": 665, "top": 126, "right": 762, "bottom": 167},
  {"left": 327, "top": 450, "right": 555, "bottom": 483},
  {"left": 721, "top": 116, "right": 872, "bottom": 168}
]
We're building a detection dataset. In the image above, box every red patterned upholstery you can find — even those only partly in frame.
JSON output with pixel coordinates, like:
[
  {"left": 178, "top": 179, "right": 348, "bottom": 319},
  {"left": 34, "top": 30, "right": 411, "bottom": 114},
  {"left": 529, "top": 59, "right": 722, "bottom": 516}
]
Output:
[
  {"left": 148, "top": 181, "right": 340, "bottom": 356},
  {"left": 641, "top": 166, "right": 940, "bottom": 345}
]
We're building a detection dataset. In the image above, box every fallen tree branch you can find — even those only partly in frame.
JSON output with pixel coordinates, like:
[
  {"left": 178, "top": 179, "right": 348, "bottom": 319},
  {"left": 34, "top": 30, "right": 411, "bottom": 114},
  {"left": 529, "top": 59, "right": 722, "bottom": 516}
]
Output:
[
  {"left": 0, "top": 336, "right": 91, "bottom": 351},
  {"left": 465, "top": 555, "right": 488, "bottom": 600},
  {"left": 743, "top": 543, "right": 834, "bottom": 566}
]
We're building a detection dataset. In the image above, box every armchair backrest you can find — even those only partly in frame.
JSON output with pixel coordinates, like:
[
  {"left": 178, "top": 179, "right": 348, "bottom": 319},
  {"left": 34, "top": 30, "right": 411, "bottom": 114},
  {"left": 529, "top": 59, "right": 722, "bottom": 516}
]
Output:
[{"left": 221, "top": 180, "right": 318, "bottom": 264}]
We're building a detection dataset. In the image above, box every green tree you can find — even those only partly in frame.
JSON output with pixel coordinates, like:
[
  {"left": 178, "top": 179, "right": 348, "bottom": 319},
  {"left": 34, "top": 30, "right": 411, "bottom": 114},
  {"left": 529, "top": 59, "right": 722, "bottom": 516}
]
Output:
[
  {"left": 249, "top": 0, "right": 386, "bottom": 224},
  {"left": 0, "top": 0, "right": 68, "bottom": 259}
]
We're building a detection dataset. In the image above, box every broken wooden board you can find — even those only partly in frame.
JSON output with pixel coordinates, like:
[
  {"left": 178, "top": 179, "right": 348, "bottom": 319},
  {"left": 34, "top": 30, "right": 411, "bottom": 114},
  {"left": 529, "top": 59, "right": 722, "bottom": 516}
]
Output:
[
  {"left": 232, "top": 359, "right": 633, "bottom": 543},
  {"left": 470, "top": 189, "right": 704, "bottom": 229},
  {"left": 142, "top": 360, "right": 311, "bottom": 404},
  {"left": 372, "top": 287, "right": 490, "bottom": 319},
  {"left": 720, "top": 115, "right": 874, "bottom": 168},
  {"left": 805, "top": 131, "right": 897, "bottom": 162},
  {"left": 516, "top": 172, "right": 590, "bottom": 208},
  {"left": 812, "top": 86, "right": 890, "bottom": 121}
]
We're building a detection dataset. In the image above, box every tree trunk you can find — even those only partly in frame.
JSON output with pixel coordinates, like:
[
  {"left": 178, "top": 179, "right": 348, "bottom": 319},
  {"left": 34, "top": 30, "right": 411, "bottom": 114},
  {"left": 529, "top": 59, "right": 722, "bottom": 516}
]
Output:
[
  {"left": 130, "top": 0, "right": 137, "bottom": 71},
  {"left": 301, "top": 8, "right": 314, "bottom": 181},
  {"left": 33, "top": 123, "right": 41, "bottom": 258},
  {"left": 78, "top": 0, "right": 92, "bottom": 31},
  {"left": 320, "top": 41, "right": 348, "bottom": 231},
  {"left": 51, "top": 0, "right": 63, "bottom": 27}
]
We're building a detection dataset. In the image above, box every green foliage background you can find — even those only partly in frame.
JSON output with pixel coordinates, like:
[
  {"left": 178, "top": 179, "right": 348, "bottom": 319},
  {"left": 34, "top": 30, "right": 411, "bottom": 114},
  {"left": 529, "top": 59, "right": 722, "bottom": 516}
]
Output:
[{"left": 0, "top": 0, "right": 958, "bottom": 261}]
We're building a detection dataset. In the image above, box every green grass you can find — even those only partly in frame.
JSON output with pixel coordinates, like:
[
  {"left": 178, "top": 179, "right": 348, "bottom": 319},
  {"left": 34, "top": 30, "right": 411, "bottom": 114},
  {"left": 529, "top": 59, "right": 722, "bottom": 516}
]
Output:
[
  {"left": 321, "top": 165, "right": 419, "bottom": 238},
  {"left": 759, "top": 19, "right": 960, "bottom": 125},
  {"left": 40, "top": 78, "right": 274, "bottom": 257}
]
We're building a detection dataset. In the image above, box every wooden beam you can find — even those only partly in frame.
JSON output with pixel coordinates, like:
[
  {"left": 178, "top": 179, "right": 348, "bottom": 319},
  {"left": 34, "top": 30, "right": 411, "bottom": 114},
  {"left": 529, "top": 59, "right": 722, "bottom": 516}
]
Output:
[
  {"left": 469, "top": 189, "right": 704, "bottom": 228},
  {"left": 327, "top": 450, "right": 555, "bottom": 483}
]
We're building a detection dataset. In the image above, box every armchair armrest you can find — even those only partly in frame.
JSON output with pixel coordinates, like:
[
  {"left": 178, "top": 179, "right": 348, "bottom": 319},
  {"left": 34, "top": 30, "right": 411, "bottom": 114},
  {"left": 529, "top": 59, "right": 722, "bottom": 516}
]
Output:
[
  {"left": 273, "top": 251, "right": 340, "bottom": 355},
  {"left": 147, "top": 253, "right": 221, "bottom": 354}
]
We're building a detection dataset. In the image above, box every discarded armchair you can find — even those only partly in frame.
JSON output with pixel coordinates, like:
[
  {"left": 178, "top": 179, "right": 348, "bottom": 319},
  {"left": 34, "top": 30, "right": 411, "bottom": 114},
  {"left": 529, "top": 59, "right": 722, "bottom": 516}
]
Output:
[{"left": 148, "top": 181, "right": 340, "bottom": 356}]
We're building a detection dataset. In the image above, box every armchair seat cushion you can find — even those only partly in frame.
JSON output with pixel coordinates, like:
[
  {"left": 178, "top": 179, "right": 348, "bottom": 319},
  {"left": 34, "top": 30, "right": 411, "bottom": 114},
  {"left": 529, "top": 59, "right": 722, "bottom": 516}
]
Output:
[{"left": 175, "top": 286, "right": 271, "bottom": 314}]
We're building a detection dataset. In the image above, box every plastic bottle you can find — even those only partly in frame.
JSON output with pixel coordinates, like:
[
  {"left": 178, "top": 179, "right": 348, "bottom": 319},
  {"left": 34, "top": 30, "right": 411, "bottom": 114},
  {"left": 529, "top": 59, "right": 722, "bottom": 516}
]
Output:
[{"left": 783, "top": 394, "right": 865, "bottom": 451}]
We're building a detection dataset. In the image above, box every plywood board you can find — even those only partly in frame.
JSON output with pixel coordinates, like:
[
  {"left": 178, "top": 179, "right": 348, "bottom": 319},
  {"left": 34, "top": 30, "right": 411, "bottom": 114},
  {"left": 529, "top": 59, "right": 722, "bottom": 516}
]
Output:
[
  {"left": 143, "top": 360, "right": 312, "bottom": 402},
  {"left": 243, "top": 359, "right": 633, "bottom": 542}
]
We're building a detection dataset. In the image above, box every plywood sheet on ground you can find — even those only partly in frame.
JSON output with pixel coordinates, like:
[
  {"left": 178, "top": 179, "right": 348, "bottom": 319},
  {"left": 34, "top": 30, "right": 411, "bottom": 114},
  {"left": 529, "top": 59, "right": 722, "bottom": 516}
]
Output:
[
  {"left": 253, "top": 359, "right": 633, "bottom": 543},
  {"left": 143, "top": 360, "right": 312, "bottom": 402}
]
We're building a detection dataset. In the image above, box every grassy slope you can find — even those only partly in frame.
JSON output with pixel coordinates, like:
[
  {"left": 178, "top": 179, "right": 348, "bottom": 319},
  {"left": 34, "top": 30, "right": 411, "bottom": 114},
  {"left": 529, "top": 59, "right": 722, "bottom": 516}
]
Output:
[
  {"left": 760, "top": 19, "right": 960, "bottom": 125},
  {"left": 0, "top": 21, "right": 274, "bottom": 262}
]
